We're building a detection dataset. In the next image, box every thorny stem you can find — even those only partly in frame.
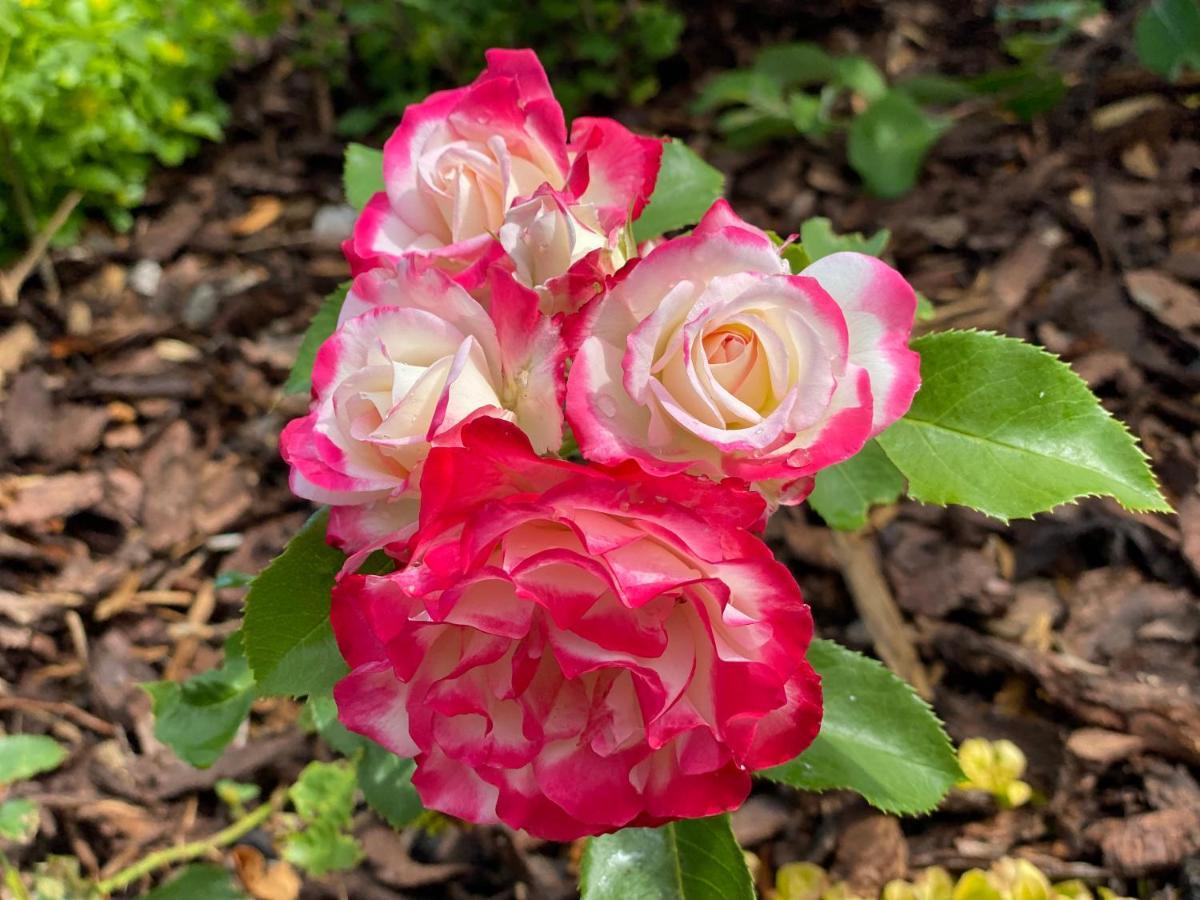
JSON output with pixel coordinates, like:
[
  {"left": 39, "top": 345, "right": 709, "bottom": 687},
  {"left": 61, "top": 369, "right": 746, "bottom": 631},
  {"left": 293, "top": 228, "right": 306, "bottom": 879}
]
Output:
[{"left": 93, "top": 789, "right": 285, "bottom": 896}]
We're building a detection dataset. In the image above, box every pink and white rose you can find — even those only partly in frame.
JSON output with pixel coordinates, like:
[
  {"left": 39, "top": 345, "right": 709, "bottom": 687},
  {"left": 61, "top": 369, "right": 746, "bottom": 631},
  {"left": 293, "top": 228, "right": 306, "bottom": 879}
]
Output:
[
  {"left": 280, "top": 259, "right": 564, "bottom": 553},
  {"left": 566, "top": 200, "right": 920, "bottom": 501},
  {"left": 331, "top": 418, "right": 822, "bottom": 840},
  {"left": 344, "top": 48, "right": 661, "bottom": 289}
]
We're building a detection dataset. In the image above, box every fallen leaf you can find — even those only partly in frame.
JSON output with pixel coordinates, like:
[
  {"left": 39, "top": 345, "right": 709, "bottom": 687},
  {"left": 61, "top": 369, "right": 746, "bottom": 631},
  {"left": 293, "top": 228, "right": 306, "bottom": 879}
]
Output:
[
  {"left": 231, "top": 197, "right": 284, "bottom": 237},
  {"left": 232, "top": 845, "right": 302, "bottom": 900}
]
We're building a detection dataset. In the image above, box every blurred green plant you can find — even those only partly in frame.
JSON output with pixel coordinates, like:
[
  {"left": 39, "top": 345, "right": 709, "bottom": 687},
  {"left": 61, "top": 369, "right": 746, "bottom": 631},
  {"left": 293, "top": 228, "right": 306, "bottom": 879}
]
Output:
[
  {"left": 694, "top": 3, "right": 1106, "bottom": 198},
  {"left": 693, "top": 42, "right": 952, "bottom": 197},
  {"left": 0, "top": 0, "right": 255, "bottom": 266},
  {"left": 1135, "top": 0, "right": 1200, "bottom": 80},
  {"left": 286, "top": 0, "right": 683, "bottom": 136}
]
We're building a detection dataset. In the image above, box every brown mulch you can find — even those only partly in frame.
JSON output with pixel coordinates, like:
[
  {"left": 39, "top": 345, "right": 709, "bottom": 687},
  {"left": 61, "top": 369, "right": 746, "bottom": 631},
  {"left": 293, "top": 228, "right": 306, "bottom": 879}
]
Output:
[{"left": 0, "top": 2, "right": 1197, "bottom": 897}]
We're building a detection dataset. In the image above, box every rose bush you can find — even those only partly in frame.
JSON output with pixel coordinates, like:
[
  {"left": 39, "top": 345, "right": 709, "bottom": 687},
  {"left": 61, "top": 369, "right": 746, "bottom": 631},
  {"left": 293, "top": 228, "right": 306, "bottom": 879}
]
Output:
[
  {"left": 280, "top": 258, "right": 563, "bottom": 554},
  {"left": 566, "top": 200, "right": 921, "bottom": 502},
  {"left": 331, "top": 418, "right": 822, "bottom": 839},
  {"left": 343, "top": 47, "right": 661, "bottom": 320}
]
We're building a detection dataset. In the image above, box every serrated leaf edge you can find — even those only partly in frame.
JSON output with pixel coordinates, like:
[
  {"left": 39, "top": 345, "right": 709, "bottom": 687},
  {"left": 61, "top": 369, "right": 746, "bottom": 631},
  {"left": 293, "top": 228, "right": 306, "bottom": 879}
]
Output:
[{"left": 885, "top": 328, "right": 1171, "bottom": 522}]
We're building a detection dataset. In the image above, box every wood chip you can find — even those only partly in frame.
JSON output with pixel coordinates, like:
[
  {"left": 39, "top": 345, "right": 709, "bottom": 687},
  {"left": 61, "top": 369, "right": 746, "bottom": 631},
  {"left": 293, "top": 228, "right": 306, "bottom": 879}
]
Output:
[
  {"left": 0, "top": 590, "right": 85, "bottom": 626},
  {"left": 1123, "top": 269, "right": 1200, "bottom": 338},
  {"left": 230, "top": 196, "right": 284, "bottom": 236},
  {"left": 0, "top": 472, "right": 105, "bottom": 525},
  {"left": 1066, "top": 727, "right": 1145, "bottom": 766},
  {"left": 1087, "top": 807, "right": 1200, "bottom": 875},
  {"left": 140, "top": 421, "right": 197, "bottom": 552}
]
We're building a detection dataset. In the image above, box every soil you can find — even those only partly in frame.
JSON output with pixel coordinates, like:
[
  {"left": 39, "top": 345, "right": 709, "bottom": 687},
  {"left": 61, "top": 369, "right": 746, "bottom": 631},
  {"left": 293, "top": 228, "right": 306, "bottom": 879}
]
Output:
[{"left": 1, "top": 2, "right": 1198, "bottom": 897}]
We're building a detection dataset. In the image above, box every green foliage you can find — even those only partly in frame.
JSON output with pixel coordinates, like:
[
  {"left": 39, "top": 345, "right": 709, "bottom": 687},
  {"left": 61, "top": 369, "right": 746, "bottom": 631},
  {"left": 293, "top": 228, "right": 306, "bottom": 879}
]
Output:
[
  {"left": 282, "top": 761, "right": 363, "bottom": 876},
  {"left": 0, "top": 798, "right": 39, "bottom": 842},
  {"left": 143, "top": 633, "right": 255, "bottom": 768},
  {"left": 799, "top": 217, "right": 890, "bottom": 263},
  {"left": 0, "top": 734, "right": 66, "bottom": 785},
  {"left": 143, "top": 864, "right": 246, "bottom": 900},
  {"left": 357, "top": 744, "right": 422, "bottom": 830},
  {"left": 762, "top": 639, "right": 961, "bottom": 814},
  {"left": 28, "top": 856, "right": 101, "bottom": 900},
  {"left": 1135, "top": 0, "right": 1200, "bottom": 81},
  {"left": 809, "top": 440, "right": 905, "bottom": 531},
  {"left": 343, "top": 143, "right": 384, "bottom": 211},
  {"left": 847, "top": 90, "right": 950, "bottom": 198},
  {"left": 285, "top": 283, "right": 349, "bottom": 395},
  {"left": 695, "top": 42, "right": 952, "bottom": 197},
  {"left": 967, "top": 0, "right": 1101, "bottom": 120},
  {"left": 308, "top": 694, "right": 425, "bottom": 828},
  {"left": 632, "top": 140, "right": 726, "bottom": 243},
  {"left": 0, "top": 0, "right": 254, "bottom": 255},
  {"left": 291, "top": 0, "right": 684, "bottom": 136},
  {"left": 581, "top": 815, "right": 754, "bottom": 900},
  {"left": 243, "top": 509, "right": 349, "bottom": 697},
  {"left": 876, "top": 331, "right": 1170, "bottom": 521}
]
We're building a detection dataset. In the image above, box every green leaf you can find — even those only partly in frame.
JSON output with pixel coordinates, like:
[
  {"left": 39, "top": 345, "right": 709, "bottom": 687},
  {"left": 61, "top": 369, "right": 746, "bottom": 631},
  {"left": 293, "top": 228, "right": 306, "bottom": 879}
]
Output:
[
  {"left": 343, "top": 143, "right": 385, "bottom": 211},
  {"left": 284, "top": 761, "right": 363, "bottom": 877},
  {"left": 283, "top": 821, "right": 363, "bottom": 876},
  {"left": 289, "top": 760, "right": 358, "bottom": 824},
  {"left": 0, "top": 735, "right": 67, "bottom": 785},
  {"left": 833, "top": 55, "right": 889, "bottom": 103},
  {"left": 0, "top": 798, "right": 39, "bottom": 842},
  {"left": 876, "top": 331, "right": 1171, "bottom": 521},
  {"left": 143, "top": 864, "right": 246, "bottom": 900},
  {"left": 799, "top": 217, "right": 890, "bottom": 262},
  {"left": 762, "top": 639, "right": 960, "bottom": 814},
  {"left": 581, "top": 815, "right": 753, "bottom": 900},
  {"left": 632, "top": 140, "right": 725, "bottom": 243},
  {"left": 284, "top": 283, "right": 349, "bottom": 395},
  {"left": 1135, "top": 0, "right": 1200, "bottom": 81},
  {"left": 894, "top": 74, "right": 979, "bottom": 106},
  {"left": 967, "top": 65, "right": 1066, "bottom": 120},
  {"left": 809, "top": 439, "right": 905, "bottom": 531},
  {"left": 358, "top": 743, "right": 422, "bottom": 829},
  {"left": 144, "top": 634, "right": 255, "bottom": 768},
  {"left": 243, "top": 509, "right": 348, "bottom": 697},
  {"left": 754, "top": 43, "right": 838, "bottom": 87},
  {"left": 847, "top": 90, "right": 949, "bottom": 198}
]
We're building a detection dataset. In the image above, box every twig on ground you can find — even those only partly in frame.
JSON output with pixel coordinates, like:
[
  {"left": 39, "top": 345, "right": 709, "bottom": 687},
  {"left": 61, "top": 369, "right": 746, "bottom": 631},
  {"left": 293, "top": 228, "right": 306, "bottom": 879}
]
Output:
[
  {"left": 830, "top": 530, "right": 933, "bottom": 699},
  {"left": 0, "top": 189, "right": 83, "bottom": 306}
]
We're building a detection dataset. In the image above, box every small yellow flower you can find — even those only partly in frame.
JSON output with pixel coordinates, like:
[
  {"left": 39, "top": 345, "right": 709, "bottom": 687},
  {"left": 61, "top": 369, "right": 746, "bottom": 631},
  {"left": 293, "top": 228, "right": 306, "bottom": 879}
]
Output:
[
  {"left": 777, "top": 862, "right": 829, "bottom": 900},
  {"left": 884, "top": 867, "right": 955, "bottom": 900},
  {"left": 957, "top": 738, "right": 1033, "bottom": 808}
]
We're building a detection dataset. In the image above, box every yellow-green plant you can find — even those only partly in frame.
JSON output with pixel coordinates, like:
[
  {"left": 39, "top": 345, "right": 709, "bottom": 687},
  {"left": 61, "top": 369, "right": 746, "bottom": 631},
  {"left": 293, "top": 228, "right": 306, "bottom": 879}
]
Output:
[
  {"left": 956, "top": 738, "right": 1033, "bottom": 808},
  {"left": 0, "top": 0, "right": 255, "bottom": 262}
]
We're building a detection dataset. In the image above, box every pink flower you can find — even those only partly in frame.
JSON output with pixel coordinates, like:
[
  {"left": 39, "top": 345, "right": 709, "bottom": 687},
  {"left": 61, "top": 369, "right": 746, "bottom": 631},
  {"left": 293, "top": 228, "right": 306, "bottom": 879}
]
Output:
[
  {"left": 280, "top": 259, "right": 564, "bottom": 554},
  {"left": 497, "top": 185, "right": 634, "bottom": 317},
  {"left": 344, "top": 49, "right": 661, "bottom": 284},
  {"left": 331, "top": 418, "right": 822, "bottom": 840},
  {"left": 566, "top": 200, "right": 920, "bottom": 502}
]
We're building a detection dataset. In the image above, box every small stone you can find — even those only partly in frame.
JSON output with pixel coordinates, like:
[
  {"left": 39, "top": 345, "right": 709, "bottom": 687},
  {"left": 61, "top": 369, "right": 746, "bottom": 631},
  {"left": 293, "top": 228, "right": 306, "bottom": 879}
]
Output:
[
  {"left": 128, "top": 260, "right": 163, "bottom": 298},
  {"left": 183, "top": 283, "right": 219, "bottom": 330},
  {"left": 312, "top": 203, "right": 358, "bottom": 245}
]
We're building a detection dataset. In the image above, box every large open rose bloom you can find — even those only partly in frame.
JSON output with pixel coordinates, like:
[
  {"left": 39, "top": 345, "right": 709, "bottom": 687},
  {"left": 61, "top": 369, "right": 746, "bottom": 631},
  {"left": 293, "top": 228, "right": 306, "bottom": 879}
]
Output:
[
  {"left": 279, "top": 260, "right": 563, "bottom": 554},
  {"left": 344, "top": 48, "right": 661, "bottom": 306},
  {"left": 331, "top": 418, "right": 822, "bottom": 839},
  {"left": 566, "top": 200, "right": 920, "bottom": 501}
]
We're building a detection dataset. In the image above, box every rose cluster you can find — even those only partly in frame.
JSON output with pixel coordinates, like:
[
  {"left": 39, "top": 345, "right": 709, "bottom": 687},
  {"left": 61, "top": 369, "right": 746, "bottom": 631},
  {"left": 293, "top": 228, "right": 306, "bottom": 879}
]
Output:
[{"left": 281, "top": 49, "right": 921, "bottom": 839}]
